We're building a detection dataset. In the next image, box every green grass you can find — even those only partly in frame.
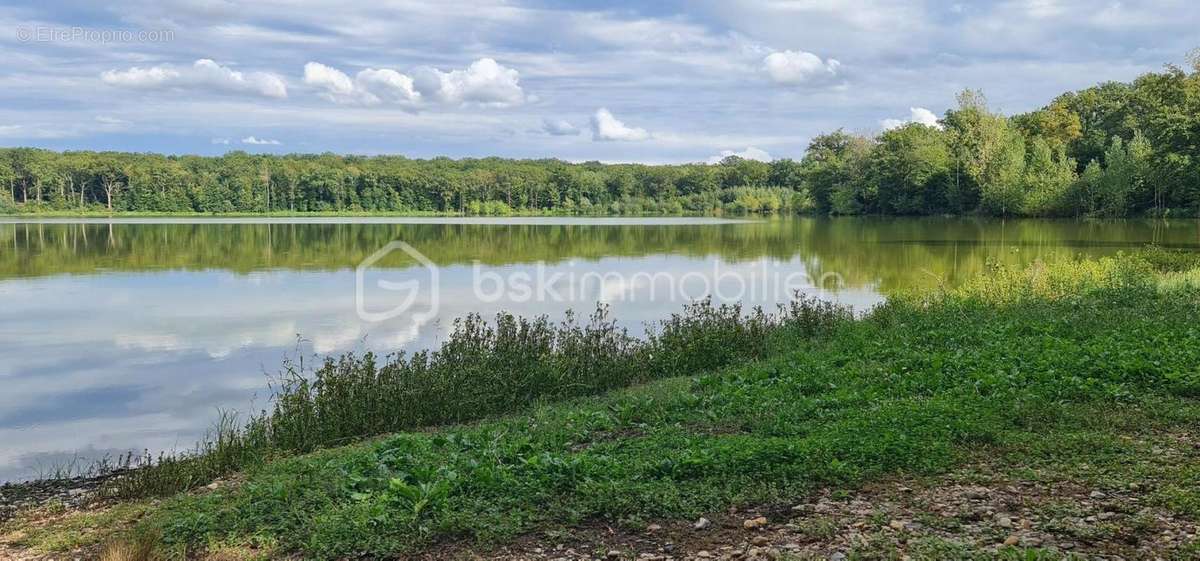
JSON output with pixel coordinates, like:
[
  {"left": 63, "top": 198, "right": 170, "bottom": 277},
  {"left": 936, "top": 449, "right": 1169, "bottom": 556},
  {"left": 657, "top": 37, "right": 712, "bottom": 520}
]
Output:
[
  {"left": 0, "top": 501, "right": 154, "bottom": 553},
  {"left": 104, "top": 297, "right": 848, "bottom": 499},
  {"left": 110, "top": 250, "right": 1200, "bottom": 559}
]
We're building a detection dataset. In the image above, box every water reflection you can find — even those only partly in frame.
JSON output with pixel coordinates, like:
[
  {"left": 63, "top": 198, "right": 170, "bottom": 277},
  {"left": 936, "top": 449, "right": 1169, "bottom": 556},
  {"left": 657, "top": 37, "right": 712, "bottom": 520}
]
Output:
[{"left": 1, "top": 217, "right": 1197, "bottom": 482}]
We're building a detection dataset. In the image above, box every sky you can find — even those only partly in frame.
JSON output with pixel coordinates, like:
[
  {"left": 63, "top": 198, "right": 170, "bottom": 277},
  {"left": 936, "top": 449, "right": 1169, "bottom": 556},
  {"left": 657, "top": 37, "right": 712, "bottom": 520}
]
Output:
[{"left": 1, "top": 0, "right": 1197, "bottom": 163}]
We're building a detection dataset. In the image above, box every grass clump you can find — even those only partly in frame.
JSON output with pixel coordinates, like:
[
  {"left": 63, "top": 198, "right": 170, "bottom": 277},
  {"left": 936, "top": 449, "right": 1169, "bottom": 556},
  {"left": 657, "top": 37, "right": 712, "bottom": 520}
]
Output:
[{"left": 112, "top": 252, "right": 1200, "bottom": 559}]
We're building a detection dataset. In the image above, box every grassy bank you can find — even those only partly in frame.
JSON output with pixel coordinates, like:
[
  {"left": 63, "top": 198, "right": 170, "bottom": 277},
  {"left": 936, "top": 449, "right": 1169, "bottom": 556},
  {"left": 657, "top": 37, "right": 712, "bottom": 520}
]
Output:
[
  {"left": 5, "top": 250, "right": 1200, "bottom": 559},
  {"left": 102, "top": 297, "right": 850, "bottom": 500}
]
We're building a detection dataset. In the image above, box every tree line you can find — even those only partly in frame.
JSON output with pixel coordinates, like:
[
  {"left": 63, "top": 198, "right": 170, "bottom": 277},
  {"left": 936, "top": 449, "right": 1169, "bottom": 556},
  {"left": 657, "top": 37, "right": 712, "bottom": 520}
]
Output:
[{"left": 2, "top": 55, "right": 1197, "bottom": 217}]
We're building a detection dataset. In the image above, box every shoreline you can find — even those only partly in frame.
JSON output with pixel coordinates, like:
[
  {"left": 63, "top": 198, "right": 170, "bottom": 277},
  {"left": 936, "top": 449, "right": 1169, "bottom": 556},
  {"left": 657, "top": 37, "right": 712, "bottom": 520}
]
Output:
[
  {"left": 0, "top": 471, "right": 121, "bottom": 524},
  {"left": 0, "top": 215, "right": 758, "bottom": 225}
]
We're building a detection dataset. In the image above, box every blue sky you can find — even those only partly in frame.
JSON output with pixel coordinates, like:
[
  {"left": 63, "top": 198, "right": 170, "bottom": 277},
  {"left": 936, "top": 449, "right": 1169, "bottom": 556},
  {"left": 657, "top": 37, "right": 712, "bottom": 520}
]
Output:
[{"left": 1, "top": 0, "right": 1197, "bottom": 162}]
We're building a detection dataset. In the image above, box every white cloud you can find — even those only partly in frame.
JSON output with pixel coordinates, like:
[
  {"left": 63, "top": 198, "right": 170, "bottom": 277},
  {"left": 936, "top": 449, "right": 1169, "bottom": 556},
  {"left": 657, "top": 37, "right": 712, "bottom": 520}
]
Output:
[
  {"left": 542, "top": 118, "right": 580, "bottom": 136},
  {"left": 762, "top": 50, "right": 840, "bottom": 85},
  {"left": 211, "top": 138, "right": 230, "bottom": 145},
  {"left": 306, "top": 58, "right": 521, "bottom": 107},
  {"left": 412, "top": 58, "right": 525, "bottom": 106},
  {"left": 241, "top": 136, "right": 280, "bottom": 145},
  {"left": 303, "top": 62, "right": 420, "bottom": 105},
  {"left": 590, "top": 108, "right": 649, "bottom": 141},
  {"left": 101, "top": 59, "right": 287, "bottom": 99},
  {"left": 303, "top": 62, "right": 360, "bottom": 102},
  {"left": 707, "top": 146, "right": 772, "bottom": 163},
  {"left": 356, "top": 68, "right": 420, "bottom": 104},
  {"left": 880, "top": 107, "right": 942, "bottom": 130},
  {"left": 910, "top": 107, "right": 941, "bottom": 127},
  {"left": 94, "top": 116, "right": 129, "bottom": 125},
  {"left": 100, "top": 65, "right": 180, "bottom": 88}
]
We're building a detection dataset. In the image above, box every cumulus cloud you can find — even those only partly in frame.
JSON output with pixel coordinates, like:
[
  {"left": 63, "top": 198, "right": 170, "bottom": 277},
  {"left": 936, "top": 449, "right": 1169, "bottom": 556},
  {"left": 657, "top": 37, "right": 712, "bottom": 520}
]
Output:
[
  {"left": 707, "top": 146, "right": 773, "bottom": 163},
  {"left": 305, "top": 58, "right": 523, "bottom": 107},
  {"left": 303, "top": 62, "right": 419, "bottom": 105},
  {"left": 762, "top": 50, "right": 840, "bottom": 85},
  {"left": 412, "top": 58, "right": 525, "bottom": 106},
  {"left": 302, "top": 62, "right": 358, "bottom": 101},
  {"left": 241, "top": 136, "right": 280, "bottom": 145},
  {"left": 101, "top": 59, "right": 287, "bottom": 99},
  {"left": 211, "top": 138, "right": 230, "bottom": 145},
  {"left": 542, "top": 118, "right": 580, "bottom": 136},
  {"left": 880, "top": 107, "right": 942, "bottom": 130},
  {"left": 590, "top": 108, "right": 650, "bottom": 141},
  {"left": 356, "top": 68, "right": 421, "bottom": 104}
]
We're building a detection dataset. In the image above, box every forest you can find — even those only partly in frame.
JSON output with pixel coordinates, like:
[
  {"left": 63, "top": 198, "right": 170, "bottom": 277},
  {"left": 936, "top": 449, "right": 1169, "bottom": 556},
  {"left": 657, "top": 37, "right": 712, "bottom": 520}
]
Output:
[{"left": 1, "top": 56, "right": 1197, "bottom": 218}]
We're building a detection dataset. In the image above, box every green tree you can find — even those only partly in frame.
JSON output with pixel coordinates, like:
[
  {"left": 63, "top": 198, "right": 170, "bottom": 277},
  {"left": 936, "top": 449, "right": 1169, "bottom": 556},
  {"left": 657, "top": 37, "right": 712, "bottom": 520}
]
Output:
[
  {"left": 871, "top": 123, "right": 951, "bottom": 214},
  {"left": 1130, "top": 61, "right": 1200, "bottom": 214},
  {"left": 801, "top": 130, "right": 874, "bottom": 214},
  {"left": 1021, "top": 138, "right": 1077, "bottom": 216},
  {"left": 1013, "top": 100, "right": 1083, "bottom": 152},
  {"left": 944, "top": 90, "right": 1026, "bottom": 215}
]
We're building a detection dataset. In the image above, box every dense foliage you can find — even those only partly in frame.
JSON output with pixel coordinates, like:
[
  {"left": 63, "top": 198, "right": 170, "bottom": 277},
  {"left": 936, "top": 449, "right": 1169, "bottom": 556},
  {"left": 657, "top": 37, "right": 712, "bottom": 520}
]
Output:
[
  {"left": 0, "top": 148, "right": 810, "bottom": 216},
  {"left": 1, "top": 56, "right": 1197, "bottom": 217},
  {"left": 807, "top": 56, "right": 1200, "bottom": 218}
]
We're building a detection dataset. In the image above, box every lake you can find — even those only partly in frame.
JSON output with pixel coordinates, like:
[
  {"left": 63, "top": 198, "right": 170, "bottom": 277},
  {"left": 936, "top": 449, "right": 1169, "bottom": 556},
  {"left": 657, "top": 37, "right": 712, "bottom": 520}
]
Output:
[{"left": 2, "top": 216, "right": 1198, "bottom": 483}]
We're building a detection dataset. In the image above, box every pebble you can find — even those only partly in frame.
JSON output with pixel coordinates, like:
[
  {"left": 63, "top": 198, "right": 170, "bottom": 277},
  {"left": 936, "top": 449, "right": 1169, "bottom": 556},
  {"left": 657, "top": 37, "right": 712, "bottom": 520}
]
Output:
[
  {"left": 743, "top": 516, "right": 768, "bottom": 530},
  {"left": 996, "top": 515, "right": 1013, "bottom": 528},
  {"left": 694, "top": 517, "right": 711, "bottom": 530}
]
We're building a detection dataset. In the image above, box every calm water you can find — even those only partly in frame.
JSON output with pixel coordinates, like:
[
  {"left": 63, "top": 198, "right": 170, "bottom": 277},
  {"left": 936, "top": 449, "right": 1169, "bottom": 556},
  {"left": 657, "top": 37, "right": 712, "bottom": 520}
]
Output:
[{"left": 2, "top": 217, "right": 1198, "bottom": 482}]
